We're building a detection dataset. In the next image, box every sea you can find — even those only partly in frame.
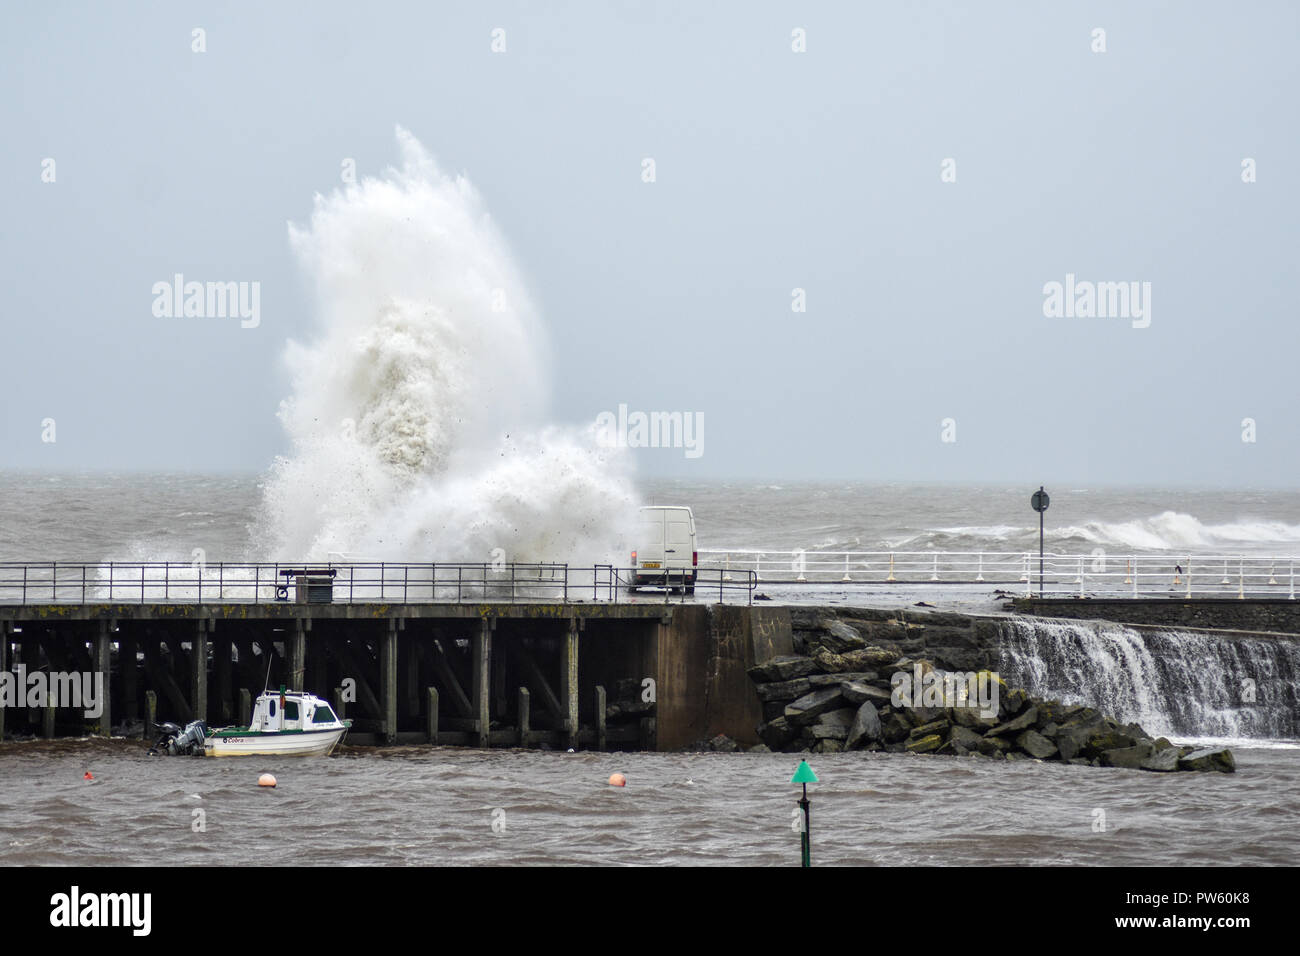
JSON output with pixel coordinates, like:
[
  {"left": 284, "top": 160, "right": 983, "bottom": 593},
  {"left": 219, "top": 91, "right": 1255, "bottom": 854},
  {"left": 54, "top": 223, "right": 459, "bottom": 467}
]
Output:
[{"left": 0, "top": 472, "right": 1297, "bottom": 867}]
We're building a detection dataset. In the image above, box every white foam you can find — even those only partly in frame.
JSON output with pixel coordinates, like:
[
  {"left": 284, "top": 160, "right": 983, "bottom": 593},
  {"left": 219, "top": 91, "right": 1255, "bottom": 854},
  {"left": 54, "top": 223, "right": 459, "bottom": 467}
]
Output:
[{"left": 249, "top": 128, "right": 637, "bottom": 564}]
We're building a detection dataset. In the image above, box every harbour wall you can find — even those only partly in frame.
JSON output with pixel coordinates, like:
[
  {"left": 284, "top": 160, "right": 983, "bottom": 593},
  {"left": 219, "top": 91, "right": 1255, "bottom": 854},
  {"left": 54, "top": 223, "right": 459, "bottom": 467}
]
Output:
[{"left": 2, "top": 600, "right": 1296, "bottom": 748}]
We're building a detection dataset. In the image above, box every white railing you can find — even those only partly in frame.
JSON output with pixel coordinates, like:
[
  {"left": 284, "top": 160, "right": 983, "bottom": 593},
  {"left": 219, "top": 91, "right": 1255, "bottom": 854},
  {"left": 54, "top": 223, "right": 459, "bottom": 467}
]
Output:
[{"left": 697, "top": 549, "right": 1300, "bottom": 599}]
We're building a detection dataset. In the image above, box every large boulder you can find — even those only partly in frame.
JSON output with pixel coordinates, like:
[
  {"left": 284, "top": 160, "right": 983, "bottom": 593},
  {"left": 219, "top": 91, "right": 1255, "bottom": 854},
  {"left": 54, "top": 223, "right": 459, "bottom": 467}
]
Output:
[
  {"left": 1140, "top": 746, "right": 1181, "bottom": 772},
  {"left": 841, "top": 680, "right": 890, "bottom": 706},
  {"left": 748, "top": 655, "right": 818, "bottom": 683},
  {"left": 881, "top": 711, "right": 912, "bottom": 744},
  {"left": 999, "top": 688, "right": 1032, "bottom": 719},
  {"left": 985, "top": 707, "right": 1038, "bottom": 739},
  {"left": 784, "top": 687, "right": 847, "bottom": 727},
  {"left": 950, "top": 705, "right": 999, "bottom": 731},
  {"left": 1100, "top": 740, "right": 1155, "bottom": 769},
  {"left": 818, "top": 619, "right": 867, "bottom": 653},
  {"left": 929, "top": 646, "right": 987, "bottom": 672},
  {"left": 756, "top": 716, "right": 797, "bottom": 749},
  {"left": 977, "top": 735, "right": 1011, "bottom": 756},
  {"left": 906, "top": 734, "right": 943, "bottom": 754},
  {"left": 844, "top": 646, "right": 902, "bottom": 669},
  {"left": 1053, "top": 713, "right": 1105, "bottom": 761},
  {"left": 908, "top": 717, "right": 952, "bottom": 741},
  {"left": 755, "top": 677, "right": 814, "bottom": 703},
  {"left": 1178, "top": 747, "right": 1235, "bottom": 773},
  {"left": 810, "top": 707, "right": 858, "bottom": 741},
  {"left": 846, "top": 701, "right": 882, "bottom": 750},
  {"left": 1016, "top": 729, "right": 1058, "bottom": 760},
  {"left": 809, "top": 671, "right": 879, "bottom": 688},
  {"left": 949, "top": 725, "right": 985, "bottom": 753},
  {"left": 1084, "top": 726, "right": 1138, "bottom": 757},
  {"left": 813, "top": 647, "right": 852, "bottom": 673}
]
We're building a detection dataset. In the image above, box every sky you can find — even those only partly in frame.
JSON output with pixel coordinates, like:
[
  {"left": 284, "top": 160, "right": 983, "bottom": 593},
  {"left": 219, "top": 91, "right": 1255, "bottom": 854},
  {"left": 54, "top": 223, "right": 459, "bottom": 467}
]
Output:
[{"left": 2, "top": 1, "right": 1297, "bottom": 486}]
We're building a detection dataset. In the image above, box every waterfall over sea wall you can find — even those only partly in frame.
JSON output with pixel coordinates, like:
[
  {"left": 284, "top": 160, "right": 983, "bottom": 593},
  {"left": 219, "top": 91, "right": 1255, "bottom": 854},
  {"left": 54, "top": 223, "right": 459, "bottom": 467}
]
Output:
[{"left": 996, "top": 617, "right": 1300, "bottom": 740}]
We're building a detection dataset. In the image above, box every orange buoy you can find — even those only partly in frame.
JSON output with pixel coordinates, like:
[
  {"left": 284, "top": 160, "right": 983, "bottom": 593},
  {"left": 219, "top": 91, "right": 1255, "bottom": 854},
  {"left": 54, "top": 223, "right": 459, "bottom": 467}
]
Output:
[
  {"left": 258, "top": 773, "right": 277, "bottom": 788},
  {"left": 83, "top": 771, "right": 93, "bottom": 781},
  {"left": 608, "top": 772, "right": 626, "bottom": 787}
]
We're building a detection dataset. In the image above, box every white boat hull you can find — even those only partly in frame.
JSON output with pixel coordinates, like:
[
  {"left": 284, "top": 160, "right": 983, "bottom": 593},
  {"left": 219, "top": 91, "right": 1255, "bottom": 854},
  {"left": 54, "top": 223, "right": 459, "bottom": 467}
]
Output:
[{"left": 204, "top": 726, "right": 348, "bottom": 757}]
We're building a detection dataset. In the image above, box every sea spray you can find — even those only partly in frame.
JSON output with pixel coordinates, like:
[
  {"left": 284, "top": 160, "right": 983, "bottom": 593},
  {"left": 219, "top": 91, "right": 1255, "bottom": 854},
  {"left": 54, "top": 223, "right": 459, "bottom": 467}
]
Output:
[{"left": 251, "top": 127, "right": 637, "bottom": 563}]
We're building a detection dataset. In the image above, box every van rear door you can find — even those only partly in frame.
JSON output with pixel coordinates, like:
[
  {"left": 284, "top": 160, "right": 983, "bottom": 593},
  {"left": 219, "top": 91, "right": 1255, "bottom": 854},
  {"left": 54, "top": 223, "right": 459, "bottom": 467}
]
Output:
[
  {"left": 637, "top": 508, "right": 667, "bottom": 575},
  {"left": 664, "top": 509, "right": 694, "bottom": 576}
]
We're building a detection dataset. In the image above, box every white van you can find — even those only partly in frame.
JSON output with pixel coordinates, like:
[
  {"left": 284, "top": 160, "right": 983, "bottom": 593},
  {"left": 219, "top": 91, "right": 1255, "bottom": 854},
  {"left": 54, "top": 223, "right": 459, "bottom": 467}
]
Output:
[{"left": 630, "top": 506, "right": 697, "bottom": 594}]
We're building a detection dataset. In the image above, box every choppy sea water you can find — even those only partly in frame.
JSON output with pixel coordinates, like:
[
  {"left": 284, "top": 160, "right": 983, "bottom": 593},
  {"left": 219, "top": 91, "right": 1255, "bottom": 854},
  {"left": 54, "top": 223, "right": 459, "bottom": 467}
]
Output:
[
  {"left": 1, "top": 473, "right": 1298, "bottom": 866},
  {"left": 1, "top": 739, "right": 1295, "bottom": 867},
  {"left": 5, "top": 472, "right": 1300, "bottom": 562}
]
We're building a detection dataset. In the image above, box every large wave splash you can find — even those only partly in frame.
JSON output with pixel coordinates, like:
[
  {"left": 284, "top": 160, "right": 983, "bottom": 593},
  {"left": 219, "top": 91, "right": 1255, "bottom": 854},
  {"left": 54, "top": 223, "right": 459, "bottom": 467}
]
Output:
[{"left": 251, "top": 127, "right": 636, "bottom": 564}]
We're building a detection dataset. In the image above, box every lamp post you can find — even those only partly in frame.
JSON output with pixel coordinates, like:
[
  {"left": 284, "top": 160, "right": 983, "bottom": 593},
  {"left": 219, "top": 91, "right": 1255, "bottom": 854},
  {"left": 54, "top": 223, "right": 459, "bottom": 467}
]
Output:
[{"left": 1031, "top": 487, "right": 1050, "bottom": 596}]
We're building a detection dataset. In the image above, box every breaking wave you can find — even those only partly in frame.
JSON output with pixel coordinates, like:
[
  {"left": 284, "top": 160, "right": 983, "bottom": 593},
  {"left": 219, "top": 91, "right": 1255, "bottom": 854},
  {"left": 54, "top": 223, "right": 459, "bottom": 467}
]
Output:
[{"left": 249, "top": 127, "right": 636, "bottom": 564}]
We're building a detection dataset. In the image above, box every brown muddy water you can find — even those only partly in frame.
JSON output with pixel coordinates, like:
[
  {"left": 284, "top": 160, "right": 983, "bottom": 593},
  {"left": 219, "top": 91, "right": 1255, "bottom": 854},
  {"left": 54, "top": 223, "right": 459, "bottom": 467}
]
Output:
[{"left": 1, "top": 738, "right": 1295, "bottom": 866}]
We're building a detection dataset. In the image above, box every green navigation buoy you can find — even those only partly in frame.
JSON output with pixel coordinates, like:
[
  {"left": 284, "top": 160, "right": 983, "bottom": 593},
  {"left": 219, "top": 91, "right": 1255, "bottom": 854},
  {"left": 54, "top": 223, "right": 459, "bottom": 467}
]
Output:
[{"left": 790, "top": 760, "right": 818, "bottom": 867}]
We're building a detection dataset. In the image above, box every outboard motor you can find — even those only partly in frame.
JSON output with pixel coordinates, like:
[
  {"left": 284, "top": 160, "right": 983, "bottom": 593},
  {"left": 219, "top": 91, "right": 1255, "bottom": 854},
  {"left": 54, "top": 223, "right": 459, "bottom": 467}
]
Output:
[{"left": 148, "top": 720, "right": 208, "bottom": 756}]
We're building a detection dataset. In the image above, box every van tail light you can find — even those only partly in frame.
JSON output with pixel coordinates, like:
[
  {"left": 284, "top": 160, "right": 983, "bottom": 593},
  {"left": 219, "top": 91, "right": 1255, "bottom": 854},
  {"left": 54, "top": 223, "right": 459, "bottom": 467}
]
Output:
[
  {"left": 693, "top": 551, "right": 698, "bottom": 566},
  {"left": 631, "top": 550, "right": 637, "bottom": 564}
]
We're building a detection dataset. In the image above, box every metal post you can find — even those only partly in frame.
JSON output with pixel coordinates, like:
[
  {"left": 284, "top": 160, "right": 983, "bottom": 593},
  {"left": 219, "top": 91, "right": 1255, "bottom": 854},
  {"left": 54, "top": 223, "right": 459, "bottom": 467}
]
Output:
[
  {"left": 1038, "top": 506, "right": 1044, "bottom": 597},
  {"left": 799, "top": 783, "right": 811, "bottom": 868}
]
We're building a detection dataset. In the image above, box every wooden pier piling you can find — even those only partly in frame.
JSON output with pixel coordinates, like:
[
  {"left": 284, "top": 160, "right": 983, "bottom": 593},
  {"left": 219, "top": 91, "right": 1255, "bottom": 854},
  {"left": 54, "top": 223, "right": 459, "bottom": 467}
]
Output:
[{"left": 0, "top": 601, "right": 790, "bottom": 751}]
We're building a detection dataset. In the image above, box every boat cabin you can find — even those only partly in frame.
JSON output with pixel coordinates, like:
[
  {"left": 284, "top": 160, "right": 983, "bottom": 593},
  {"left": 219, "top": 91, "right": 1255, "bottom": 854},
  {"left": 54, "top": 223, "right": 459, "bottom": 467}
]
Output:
[{"left": 248, "top": 691, "right": 342, "bottom": 732}]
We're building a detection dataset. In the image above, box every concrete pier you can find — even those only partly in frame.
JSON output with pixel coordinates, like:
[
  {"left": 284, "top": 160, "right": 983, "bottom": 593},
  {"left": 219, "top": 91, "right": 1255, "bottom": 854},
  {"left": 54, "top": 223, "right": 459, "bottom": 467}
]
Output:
[{"left": 0, "top": 602, "right": 793, "bottom": 750}]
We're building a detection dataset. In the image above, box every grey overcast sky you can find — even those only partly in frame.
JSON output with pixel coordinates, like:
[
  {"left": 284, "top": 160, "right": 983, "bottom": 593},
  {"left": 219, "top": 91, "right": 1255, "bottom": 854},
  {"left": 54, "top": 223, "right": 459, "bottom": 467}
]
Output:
[{"left": 2, "top": 2, "right": 1297, "bottom": 485}]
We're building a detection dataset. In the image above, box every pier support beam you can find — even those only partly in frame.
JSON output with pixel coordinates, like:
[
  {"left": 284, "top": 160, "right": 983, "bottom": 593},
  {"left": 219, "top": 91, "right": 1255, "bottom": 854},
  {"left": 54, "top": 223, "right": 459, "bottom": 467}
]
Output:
[
  {"left": 517, "top": 687, "right": 530, "bottom": 747},
  {"left": 426, "top": 687, "right": 439, "bottom": 744},
  {"left": 430, "top": 638, "right": 473, "bottom": 717},
  {"left": 239, "top": 688, "right": 251, "bottom": 727},
  {"left": 214, "top": 634, "right": 231, "bottom": 724},
  {"left": 473, "top": 618, "right": 493, "bottom": 747},
  {"left": 94, "top": 619, "right": 113, "bottom": 736},
  {"left": 332, "top": 639, "right": 381, "bottom": 723},
  {"left": 381, "top": 619, "right": 399, "bottom": 745},
  {"left": 562, "top": 618, "right": 580, "bottom": 750},
  {"left": 120, "top": 634, "right": 138, "bottom": 722},
  {"left": 290, "top": 619, "right": 307, "bottom": 692},
  {"left": 0, "top": 623, "right": 9, "bottom": 741},
  {"left": 145, "top": 690, "right": 157, "bottom": 739},
  {"left": 191, "top": 620, "right": 208, "bottom": 724},
  {"left": 595, "top": 685, "right": 607, "bottom": 751}
]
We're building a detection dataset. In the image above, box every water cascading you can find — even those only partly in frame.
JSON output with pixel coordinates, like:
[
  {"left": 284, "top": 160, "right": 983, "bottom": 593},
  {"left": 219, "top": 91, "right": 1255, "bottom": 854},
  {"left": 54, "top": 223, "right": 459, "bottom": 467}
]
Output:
[{"left": 996, "top": 617, "right": 1300, "bottom": 740}]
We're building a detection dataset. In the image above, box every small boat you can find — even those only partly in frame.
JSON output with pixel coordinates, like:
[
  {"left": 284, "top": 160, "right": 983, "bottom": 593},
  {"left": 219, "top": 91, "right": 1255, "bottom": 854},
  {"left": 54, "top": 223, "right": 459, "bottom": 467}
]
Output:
[{"left": 150, "top": 688, "right": 351, "bottom": 757}]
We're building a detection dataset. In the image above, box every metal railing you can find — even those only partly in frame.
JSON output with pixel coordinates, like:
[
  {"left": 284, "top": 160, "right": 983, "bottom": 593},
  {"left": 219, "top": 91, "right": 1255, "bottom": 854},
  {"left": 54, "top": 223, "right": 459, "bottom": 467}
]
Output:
[
  {"left": 697, "top": 549, "right": 1300, "bottom": 598},
  {"left": 0, "top": 562, "right": 757, "bottom": 606}
]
